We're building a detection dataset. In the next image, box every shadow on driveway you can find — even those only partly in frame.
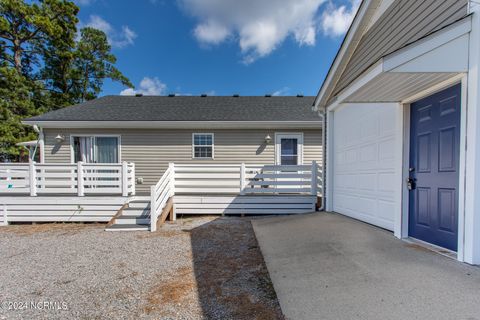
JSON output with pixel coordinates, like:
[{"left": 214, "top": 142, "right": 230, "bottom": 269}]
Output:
[{"left": 189, "top": 217, "right": 284, "bottom": 319}]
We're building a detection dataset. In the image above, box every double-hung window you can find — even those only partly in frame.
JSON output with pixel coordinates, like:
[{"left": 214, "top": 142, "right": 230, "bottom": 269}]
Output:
[
  {"left": 72, "top": 136, "right": 120, "bottom": 163},
  {"left": 275, "top": 133, "right": 303, "bottom": 165},
  {"left": 193, "top": 133, "right": 214, "bottom": 159}
]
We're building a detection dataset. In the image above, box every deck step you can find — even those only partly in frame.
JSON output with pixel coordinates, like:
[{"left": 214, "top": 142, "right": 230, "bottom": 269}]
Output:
[
  {"left": 104, "top": 200, "right": 152, "bottom": 231},
  {"left": 115, "top": 215, "right": 150, "bottom": 225},
  {"left": 128, "top": 196, "right": 150, "bottom": 202},
  {"left": 105, "top": 224, "right": 150, "bottom": 232},
  {"left": 127, "top": 202, "right": 151, "bottom": 209},
  {"left": 121, "top": 208, "right": 150, "bottom": 216}
]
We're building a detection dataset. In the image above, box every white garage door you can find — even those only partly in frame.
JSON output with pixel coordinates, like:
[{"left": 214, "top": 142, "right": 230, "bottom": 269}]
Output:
[{"left": 332, "top": 103, "right": 401, "bottom": 231}]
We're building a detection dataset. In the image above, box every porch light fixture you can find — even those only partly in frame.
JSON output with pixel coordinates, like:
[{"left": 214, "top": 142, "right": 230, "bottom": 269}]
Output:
[
  {"left": 264, "top": 134, "right": 272, "bottom": 144},
  {"left": 55, "top": 134, "right": 65, "bottom": 143}
]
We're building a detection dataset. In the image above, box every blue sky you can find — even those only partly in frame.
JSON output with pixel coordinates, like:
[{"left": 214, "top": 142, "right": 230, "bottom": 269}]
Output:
[{"left": 75, "top": 0, "right": 359, "bottom": 97}]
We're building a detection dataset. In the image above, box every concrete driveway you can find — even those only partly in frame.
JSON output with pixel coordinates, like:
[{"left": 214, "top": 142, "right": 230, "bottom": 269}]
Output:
[{"left": 252, "top": 212, "right": 480, "bottom": 320}]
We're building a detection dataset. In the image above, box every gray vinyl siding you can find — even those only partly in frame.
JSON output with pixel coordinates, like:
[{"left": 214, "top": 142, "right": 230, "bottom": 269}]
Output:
[
  {"left": 332, "top": 0, "right": 468, "bottom": 98},
  {"left": 43, "top": 128, "right": 323, "bottom": 193}
]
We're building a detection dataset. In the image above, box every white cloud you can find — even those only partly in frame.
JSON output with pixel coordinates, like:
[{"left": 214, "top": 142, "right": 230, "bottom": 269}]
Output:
[
  {"left": 120, "top": 77, "right": 167, "bottom": 96},
  {"left": 84, "top": 15, "right": 137, "bottom": 48},
  {"left": 321, "top": 0, "right": 360, "bottom": 37},
  {"left": 85, "top": 15, "right": 112, "bottom": 34},
  {"left": 178, "top": 0, "right": 327, "bottom": 63},
  {"left": 194, "top": 20, "right": 231, "bottom": 44},
  {"left": 272, "top": 87, "right": 291, "bottom": 96},
  {"left": 76, "top": 0, "right": 94, "bottom": 5}
]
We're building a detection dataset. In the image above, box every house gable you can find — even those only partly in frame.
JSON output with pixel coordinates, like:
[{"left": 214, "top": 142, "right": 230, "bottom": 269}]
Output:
[{"left": 321, "top": 0, "right": 469, "bottom": 106}]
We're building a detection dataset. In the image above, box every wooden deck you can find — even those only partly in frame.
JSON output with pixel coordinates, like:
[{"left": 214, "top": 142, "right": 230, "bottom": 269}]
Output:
[{"left": 0, "top": 162, "right": 323, "bottom": 230}]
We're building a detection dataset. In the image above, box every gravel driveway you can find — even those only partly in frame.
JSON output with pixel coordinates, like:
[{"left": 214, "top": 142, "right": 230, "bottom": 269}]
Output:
[{"left": 0, "top": 217, "right": 283, "bottom": 320}]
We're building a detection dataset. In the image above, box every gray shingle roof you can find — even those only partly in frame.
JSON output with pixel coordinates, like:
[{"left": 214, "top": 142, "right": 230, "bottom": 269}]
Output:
[{"left": 25, "top": 96, "right": 319, "bottom": 122}]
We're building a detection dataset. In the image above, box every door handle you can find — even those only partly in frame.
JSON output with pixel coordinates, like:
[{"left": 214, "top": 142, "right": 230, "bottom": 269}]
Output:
[{"left": 406, "top": 177, "right": 416, "bottom": 191}]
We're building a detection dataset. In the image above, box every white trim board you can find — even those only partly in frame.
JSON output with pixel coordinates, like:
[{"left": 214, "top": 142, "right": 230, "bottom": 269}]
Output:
[
  {"left": 384, "top": 17, "right": 472, "bottom": 72},
  {"left": 23, "top": 121, "right": 323, "bottom": 130},
  {"left": 463, "top": 6, "right": 480, "bottom": 265}
]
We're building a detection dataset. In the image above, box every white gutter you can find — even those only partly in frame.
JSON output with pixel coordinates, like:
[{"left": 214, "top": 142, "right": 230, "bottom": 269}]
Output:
[{"left": 22, "top": 120, "right": 323, "bottom": 130}]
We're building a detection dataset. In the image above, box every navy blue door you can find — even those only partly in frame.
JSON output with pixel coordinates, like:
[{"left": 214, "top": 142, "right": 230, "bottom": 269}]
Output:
[{"left": 409, "top": 84, "right": 461, "bottom": 251}]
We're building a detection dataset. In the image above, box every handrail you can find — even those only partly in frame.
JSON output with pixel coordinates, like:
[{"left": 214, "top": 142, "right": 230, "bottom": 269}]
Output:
[
  {"left": 150, "top": 164, "right": 175, "bottom": 232},
  {"left": 173, "top": 162, "right": 321, "bottom": 195},
  {"left": 0, "top": 162, "right": 135, "bottom": 196}
]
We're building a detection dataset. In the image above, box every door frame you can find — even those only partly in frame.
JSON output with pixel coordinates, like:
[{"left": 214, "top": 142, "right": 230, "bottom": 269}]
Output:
[
  {"left": 274, "top": 132, "right": 304, "bottom": 165},
  {"left": 400, "top": 75, "right": 467, "bottom": 260}
]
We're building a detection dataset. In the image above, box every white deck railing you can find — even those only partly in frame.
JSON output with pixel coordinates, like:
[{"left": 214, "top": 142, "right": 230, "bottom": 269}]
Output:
[
  {"left": 150, "top": 162, "right": 322, "bottom": 231},
  {"left": 0, "top": 162, "right": 135, "bottom": 196},
  {"left": 150, "top": 164, "right": 174, "bottom": 232},
  {"left": 174, "top": 162, "right": 321, "bottom": 195}
]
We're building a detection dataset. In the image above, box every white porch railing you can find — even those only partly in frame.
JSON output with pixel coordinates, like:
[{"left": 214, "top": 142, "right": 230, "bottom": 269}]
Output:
[
  {"left": 0, "top": 162, "right": 135, "bottom": 196},
  {"left": 150, "top": 163, "right": 174, "bottom": 232},
  {"left": 174, "top": 162, "right": 321, "bottom": 195},
  {"left": 150, "top": 162, "right": 322, "bottom": 231}
]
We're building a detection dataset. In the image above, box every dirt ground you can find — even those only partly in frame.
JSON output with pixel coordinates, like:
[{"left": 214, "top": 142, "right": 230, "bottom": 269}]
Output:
[{"left": 0, "top": 217, "right": 284, "bottom": 320}]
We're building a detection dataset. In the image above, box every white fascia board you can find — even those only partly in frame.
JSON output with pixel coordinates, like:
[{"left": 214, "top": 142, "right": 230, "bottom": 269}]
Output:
[
  {"left": 390, "top": 35, "right": 469, "bottom": 73},
  {"left": 384, "top": 16, "right": 472, "bottom": 72},
  {"left": 22, "top": 120, "right": 323, "bottom": 130},
  {"left": 313, "top": 0, "right": 374, "bottom": 110},
  {"left": 326, "top": 61, "right": 384, "bottom": 112}
]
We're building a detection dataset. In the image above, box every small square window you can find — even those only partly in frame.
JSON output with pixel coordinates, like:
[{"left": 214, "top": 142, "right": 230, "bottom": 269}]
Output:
[{"left": 193, "top": 134, "right": 214, "bottom": 159}]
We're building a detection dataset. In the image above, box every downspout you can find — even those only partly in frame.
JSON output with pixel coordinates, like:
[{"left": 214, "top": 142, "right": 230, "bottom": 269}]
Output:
[
  {"left": 31, "top": 125, "right": 44, "bottom": 163},
  {"left": 39, "top": 127, "right": 45, "bottom": 163},
  {"left": 320, "top": 108, "right": 326, "bottom": 212},
  {"left": 313, "top": 104, "right": 326, "bottom": 212}
]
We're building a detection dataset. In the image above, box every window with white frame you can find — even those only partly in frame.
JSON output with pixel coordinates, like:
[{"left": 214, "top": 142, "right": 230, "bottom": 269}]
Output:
[
  {"left": 193, "top": 133, "right": 214, "bottom": 159},
  {"left": 72, "top": 136, "right": 120, "bottom": 163},
  {"left": 275, "top": 133, "right": 303, "bottom": 165}
]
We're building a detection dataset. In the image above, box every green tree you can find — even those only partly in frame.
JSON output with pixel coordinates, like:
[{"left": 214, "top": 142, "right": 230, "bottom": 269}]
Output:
[
  {"left": 0, "top": 66, "right": 39, "bottom": 160},
  {"left": 43, "top": 27, "right": 133, "bottom": 105},
  {"left": 74, "top": 27, "right": 133, "bottom": 102},
  {"left": 0, "top": 0, "right": 78, "bottom": 75},
  {"left": 0, "top": 0, "right": 133, "bottom": 160}
]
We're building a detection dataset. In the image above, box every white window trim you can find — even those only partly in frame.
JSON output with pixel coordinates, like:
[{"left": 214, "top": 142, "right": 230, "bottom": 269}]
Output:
[
  {"left": 192, "top": 133, "right": 215, "bottom": 159},
  {"left": 69, "top": 134, "right": 122, "bottom": 163},
  {"left": 275, "top": 132, "right": 304, "bottom": 165}
]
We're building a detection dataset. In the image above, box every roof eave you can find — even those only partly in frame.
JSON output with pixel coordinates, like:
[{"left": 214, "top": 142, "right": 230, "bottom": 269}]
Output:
[
  {"left": 313, "top": 0, "right": 379, "bottom": 110},
  {"left": 22, "top": 120, "right": 323, "bottom": 130}
]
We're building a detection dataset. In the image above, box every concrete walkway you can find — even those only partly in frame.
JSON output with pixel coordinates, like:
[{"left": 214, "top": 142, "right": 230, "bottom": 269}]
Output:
[{"left": 252, "top": 212, "right": 480, "bottom": 320}]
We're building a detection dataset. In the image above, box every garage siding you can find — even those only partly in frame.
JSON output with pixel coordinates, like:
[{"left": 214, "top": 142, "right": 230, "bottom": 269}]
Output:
[
  {"left": 44, "top": 128, "right": 323, "bottom": 193},
  {"left": 332, "top": 103, "right": 401, "bottom": 231},
  {"left": 332, "top": 0, "right": 469, "bottom": 99}
]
